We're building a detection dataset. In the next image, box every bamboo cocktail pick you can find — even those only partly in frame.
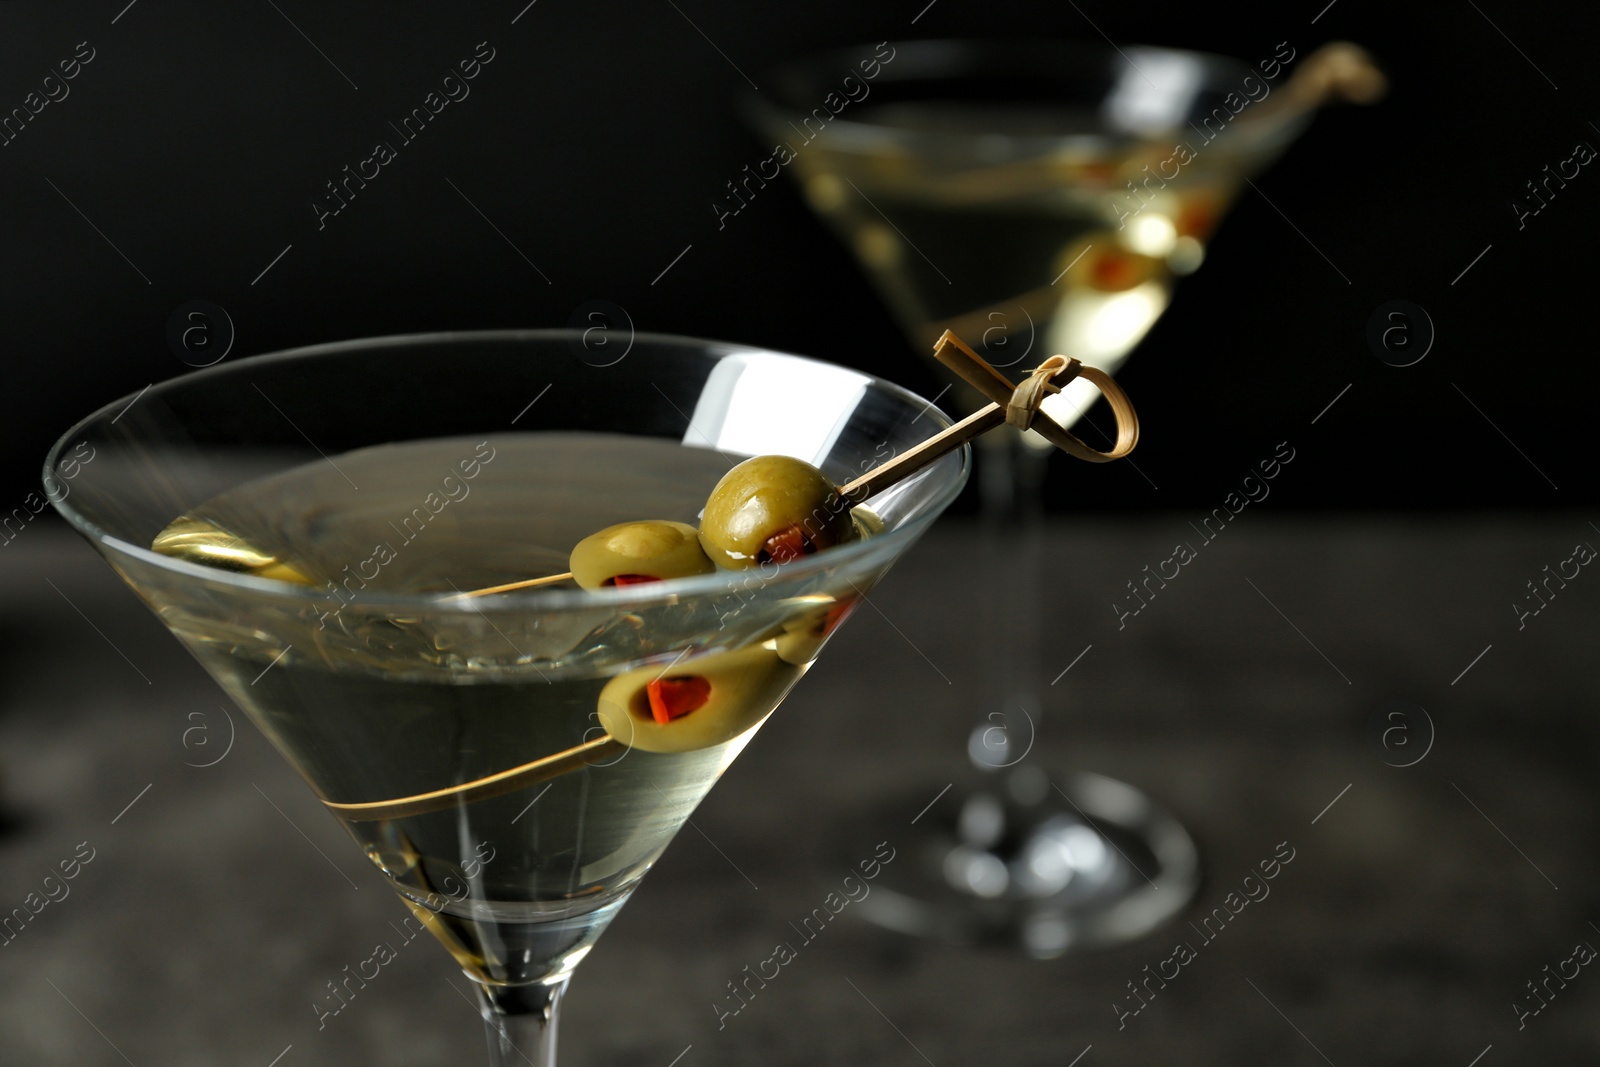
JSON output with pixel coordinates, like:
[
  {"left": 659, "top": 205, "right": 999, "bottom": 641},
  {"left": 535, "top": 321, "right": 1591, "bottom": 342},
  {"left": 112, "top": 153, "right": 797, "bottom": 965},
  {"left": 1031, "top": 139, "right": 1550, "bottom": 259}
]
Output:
[
  {"left": 322, "top": 736, "right": 624, "bottom": 821},
  {"left": 451, "top": 329, "right": 1139, "bottom": 599}
]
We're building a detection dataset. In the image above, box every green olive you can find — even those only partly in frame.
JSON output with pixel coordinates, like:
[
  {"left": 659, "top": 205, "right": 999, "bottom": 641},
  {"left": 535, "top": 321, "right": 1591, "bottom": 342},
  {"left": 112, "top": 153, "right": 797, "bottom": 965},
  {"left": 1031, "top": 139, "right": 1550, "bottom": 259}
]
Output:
[
  {"left": 698, "top": 455, "right": 857, "bottom": 570},
  {"left": 596, "top": 645, "right": 801, "bottom": 753},
  {"left": 851, "top": 504, "right": 886, "bottom": 540},
  {"left": 151, "top": 515, "right": 315, "bottom": 585},
  {"left": 773, "top": 595, "right": 858, "bottom": 665},
  {"left": 569, "top": 520, "right": 716, "bottom": 591}
]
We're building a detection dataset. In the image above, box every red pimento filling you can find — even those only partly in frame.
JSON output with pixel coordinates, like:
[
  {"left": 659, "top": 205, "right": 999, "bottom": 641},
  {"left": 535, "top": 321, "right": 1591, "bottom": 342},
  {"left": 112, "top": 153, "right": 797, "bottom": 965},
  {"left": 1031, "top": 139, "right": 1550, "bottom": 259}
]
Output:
[
  {"left": 822, "top": 598, "right": 856, "bottom": 635},
  {"left": 605, "top": 574, "right": 660, "bottom": 587},
  {"left": 646, "top": 676, "right": 712, "bottom": 724},
  {"left": 1176, "top": 199, "right": 1217, "bottom": 239},
  {"left": 759, "top": 524, "right": 815, "bottom": 564},
  {"left": 1091, "top": 251, "right": 1140, "bottom": 291}
]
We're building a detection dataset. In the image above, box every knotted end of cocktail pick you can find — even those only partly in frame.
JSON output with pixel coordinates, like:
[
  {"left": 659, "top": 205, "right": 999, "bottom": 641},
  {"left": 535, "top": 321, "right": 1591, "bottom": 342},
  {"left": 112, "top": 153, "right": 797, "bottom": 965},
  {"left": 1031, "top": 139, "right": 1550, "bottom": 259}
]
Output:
[
  {"left": 1005, "top": 355, "right": 1081, "bottom": 430},
  {"left": 931, "top": 330, "right": 1139, "bottom": 463}
]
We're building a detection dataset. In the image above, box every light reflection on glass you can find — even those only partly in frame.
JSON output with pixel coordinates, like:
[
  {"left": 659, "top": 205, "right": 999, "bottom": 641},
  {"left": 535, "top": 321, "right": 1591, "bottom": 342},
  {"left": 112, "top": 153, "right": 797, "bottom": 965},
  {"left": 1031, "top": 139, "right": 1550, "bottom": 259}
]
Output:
[{"left": 686, "top": 353, "right": 870, "bottom": 463}]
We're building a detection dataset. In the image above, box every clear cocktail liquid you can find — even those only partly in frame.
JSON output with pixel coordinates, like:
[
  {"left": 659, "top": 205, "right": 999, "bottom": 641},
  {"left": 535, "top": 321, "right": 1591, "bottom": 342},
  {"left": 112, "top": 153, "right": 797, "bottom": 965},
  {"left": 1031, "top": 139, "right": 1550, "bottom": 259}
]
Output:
[{"left": 151, "top": 433, "right": 812, "bottom": 985}]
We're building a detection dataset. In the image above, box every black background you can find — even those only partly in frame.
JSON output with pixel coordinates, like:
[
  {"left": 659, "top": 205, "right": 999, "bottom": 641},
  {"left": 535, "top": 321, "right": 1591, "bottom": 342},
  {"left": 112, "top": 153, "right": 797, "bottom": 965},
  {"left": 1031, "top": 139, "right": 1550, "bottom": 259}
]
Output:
[{"left": 1, "top": 0, "right": 1594, "bottom": 513}]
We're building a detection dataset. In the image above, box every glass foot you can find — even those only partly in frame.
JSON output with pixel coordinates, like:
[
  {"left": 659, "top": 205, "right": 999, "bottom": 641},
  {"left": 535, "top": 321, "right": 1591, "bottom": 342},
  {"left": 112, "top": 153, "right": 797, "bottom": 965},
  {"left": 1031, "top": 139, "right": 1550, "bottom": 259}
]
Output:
[{"left": 851, "top": 768, "right": 1199, "bottom": 957}]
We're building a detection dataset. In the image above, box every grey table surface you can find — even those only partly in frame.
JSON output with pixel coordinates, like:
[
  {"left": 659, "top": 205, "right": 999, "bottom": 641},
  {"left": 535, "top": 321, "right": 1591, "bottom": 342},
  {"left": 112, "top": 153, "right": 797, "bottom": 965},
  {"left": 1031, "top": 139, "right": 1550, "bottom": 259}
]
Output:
[{"left": 2, "top": 515, "right": 1597, "bottom": 1066}]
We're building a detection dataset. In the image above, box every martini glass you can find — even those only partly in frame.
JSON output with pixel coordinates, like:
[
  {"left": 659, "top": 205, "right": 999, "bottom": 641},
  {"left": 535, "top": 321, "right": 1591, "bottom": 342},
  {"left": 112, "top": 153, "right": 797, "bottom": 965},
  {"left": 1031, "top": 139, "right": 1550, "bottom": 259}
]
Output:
[
  {"left": 749, "top": 40, "right": 1383, "bottom": 952},
  {"left": 43, "top": 330, "right": 968, "bottom": 1066}
]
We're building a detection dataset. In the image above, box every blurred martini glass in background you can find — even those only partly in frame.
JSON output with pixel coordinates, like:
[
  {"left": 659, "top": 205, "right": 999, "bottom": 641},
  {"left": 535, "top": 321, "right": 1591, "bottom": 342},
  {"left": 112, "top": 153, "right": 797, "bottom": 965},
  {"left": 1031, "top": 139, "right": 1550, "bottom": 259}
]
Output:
[
  {"left": 749, "top": 39, "right": 1384, "bottom": 953},
  {"left": 44, "top": 331, "right": 969, "bottom": 1066}
]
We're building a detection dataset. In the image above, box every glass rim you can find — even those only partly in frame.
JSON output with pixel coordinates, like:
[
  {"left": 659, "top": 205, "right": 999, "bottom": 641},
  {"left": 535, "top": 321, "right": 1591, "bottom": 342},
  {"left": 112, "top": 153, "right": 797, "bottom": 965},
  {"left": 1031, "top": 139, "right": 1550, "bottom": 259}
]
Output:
[
  {"left": 43, "top": 328, "right": 970, "bottom": 614},
  {"left": 749, "top": 37, "right": 1302, "bottom": 155}
]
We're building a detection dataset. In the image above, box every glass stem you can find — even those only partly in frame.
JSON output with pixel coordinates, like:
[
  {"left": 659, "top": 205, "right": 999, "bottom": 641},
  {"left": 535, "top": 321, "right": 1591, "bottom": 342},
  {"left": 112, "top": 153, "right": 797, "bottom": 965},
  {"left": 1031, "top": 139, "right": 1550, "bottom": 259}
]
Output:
[
  {"left": 975, "top": 431, "right": 1046, "bottom": 772},
  {"left": 477, "top": 978, "right": 569, "bottom": 1067}
]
